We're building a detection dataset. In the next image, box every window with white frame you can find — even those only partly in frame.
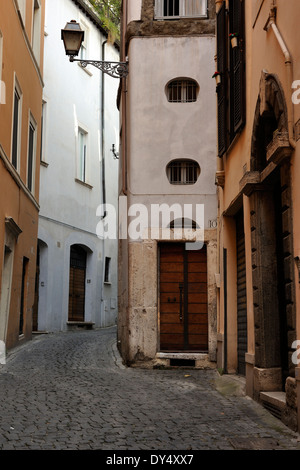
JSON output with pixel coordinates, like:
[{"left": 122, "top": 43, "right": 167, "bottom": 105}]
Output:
[
  {"left": 167, "top": 78, "right": 198, "bottom": 102},
  {"left": 80, "top": 38, "right": 87, "bottom": 61},
  {"left": 155, "top": 0, "right": 207, "bottom": 19},
  {"left": 11, "top": 79, "right": 22, "bottom": 171},
  {"left": 167, "top": 159, "right": 200, "bottom": 185},
  {"left": 78, "top": 128, "right": 87, "bottom": 183},
  {"left": 79, "top": 19, "right": 89, "bottom": 61},
  {"left": 27, "top": 115, "right": 37, "bottom": 193},
  {"left": 104, "top": 257, "right": 111, "bottom": 283},
  {"left": 17, "top": 0, "right": 26, "bottom": 25},
  {"left": 40, "top": 99, "right": 47, "bottom": 163},
  {"left": 32, "top": 0, "right": 42, "bottom": 63}
]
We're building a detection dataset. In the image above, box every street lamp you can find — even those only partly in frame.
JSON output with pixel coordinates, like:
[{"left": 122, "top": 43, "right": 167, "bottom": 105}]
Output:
[
  {"left": 61, "top": 20, "right": 128, "bottom": 79},
  {"left": 61, "top": 20, "right": 85, "bottom": 56}
]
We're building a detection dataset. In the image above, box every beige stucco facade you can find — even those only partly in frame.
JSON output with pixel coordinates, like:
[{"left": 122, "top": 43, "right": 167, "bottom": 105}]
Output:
[
  {"left": 216, "top": 0, "right": 300, "bottom": 431},
  {"left": 0, "top": 0, "right": 45, "bottom": 361}
]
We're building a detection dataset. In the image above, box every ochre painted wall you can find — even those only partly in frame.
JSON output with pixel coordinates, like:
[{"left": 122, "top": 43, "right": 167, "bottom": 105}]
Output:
[{"left": 0, "top": 0, "right": 45, "bottom": 350}]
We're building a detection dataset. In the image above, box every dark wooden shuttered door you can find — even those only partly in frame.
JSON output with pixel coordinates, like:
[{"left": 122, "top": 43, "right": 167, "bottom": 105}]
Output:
[
  {"left": 159, "top": 243, "right": 208, "bottom": 352},
  {"left": 229, "top": 0, "right": 245, "bottom": 134},
  {"left": 236, "top": 210, "right": 247, "bottom": 375},
  {"left": 216, "top": 2, "right": 227, "bottom": 157},
  {"left": 68, "top": 245, "right": 86, "bottom": 322}
]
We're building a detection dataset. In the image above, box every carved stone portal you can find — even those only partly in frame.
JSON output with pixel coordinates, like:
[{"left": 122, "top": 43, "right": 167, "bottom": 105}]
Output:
[{"left": 249, "top": 72, "right": 296, "bottom": 395}]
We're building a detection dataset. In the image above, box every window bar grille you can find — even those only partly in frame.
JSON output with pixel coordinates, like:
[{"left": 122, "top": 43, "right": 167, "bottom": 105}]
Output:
[
  {"left": 168, "top": 80, "right": 197, "bottom": 103},
  {"left": 164, "top": 0, "right": 180, "bottom": 16},
  {"left": 83, "top": 144, "right": 86, "bottom": 183},
  {"left": 168, "top": 161, "right": 199, "bottom": 184},
  {"left": 158, "top": 0, "right": 207, "bottom": 19}
]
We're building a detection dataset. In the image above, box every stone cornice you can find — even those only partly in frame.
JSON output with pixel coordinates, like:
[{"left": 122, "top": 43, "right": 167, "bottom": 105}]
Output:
[{"left": 125, "top": 0, "right": 215, "bottom": 46}]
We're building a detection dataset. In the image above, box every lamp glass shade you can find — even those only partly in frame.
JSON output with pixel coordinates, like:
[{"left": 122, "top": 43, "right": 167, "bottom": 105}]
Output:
[{"left": 61, "top": 21, "right": 85, "bottom": 56}]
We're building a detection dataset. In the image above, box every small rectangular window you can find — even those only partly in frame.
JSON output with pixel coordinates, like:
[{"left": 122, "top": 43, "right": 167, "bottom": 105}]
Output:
[
  {"left": 79, "top": 19, "right": 89, "bottom": 61},
  {"left": 78, "top": 129, "right": 87, "bottom": 182},
  {"left": 104, "top": 257, "right": 111, "bottom": 283},
  {"left": 155, "top": 0, "right": 207, "bottom": 19},
  {"left": 80, "top": 38, "right": 87, "bottom": 61},
  {"left": 27, "top": 115, "right": 37, "bottom": 193},
  {"left": 17, "top": 0, "right": 26, "bottom": 25},
  {"left": 12, "top": 82, "right": 22, "bottom": 170},
  {"left": 28, "top": 123, "right": 34, "bottom": 191},
  {"left": 32, "top": 0, "right": 42, "bottom": 63},
  {"left": 40, "top": 100, "right": 47, "bottom": 163}
]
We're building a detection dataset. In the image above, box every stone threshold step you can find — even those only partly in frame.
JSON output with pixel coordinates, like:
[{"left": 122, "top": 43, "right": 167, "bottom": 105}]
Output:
[
  {"left": 67, "top": 321, "right": 95, "bottom": 329},
  {"left": 260, "top": 391, "right": 286, "bottom": 419},
  {"left": 157, "top": 352, "right": 209, "bottom": 360}
]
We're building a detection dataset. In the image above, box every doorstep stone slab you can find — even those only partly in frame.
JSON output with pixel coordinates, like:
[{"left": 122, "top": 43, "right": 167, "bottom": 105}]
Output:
[{"left": 260, "top": 391, "right": 286, "bottom": 410}]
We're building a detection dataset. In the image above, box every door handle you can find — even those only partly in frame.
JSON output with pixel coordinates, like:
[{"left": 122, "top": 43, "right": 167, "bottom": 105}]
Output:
[{"left": 179, "top": 283, "right": 183, "bottom": 322}]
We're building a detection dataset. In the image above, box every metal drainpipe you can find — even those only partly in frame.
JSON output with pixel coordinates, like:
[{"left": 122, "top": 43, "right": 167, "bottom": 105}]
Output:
[
  {"left": 101, "top": 39, "right": 108, "bottom": 218},
  {"left": 215, "top": 0, "right": 224, "bottom": 359},
  {"left": 265, "top": 5, "right": 296, "bottom": 149},
  {"left": 100, "top": 39, "right": 107, "bottom": 327},
  {"left": 121, "top": 0, "right": 128, "bottom": 196},
  {"left": 215, "top": 0, "right": 224, "bottom": 174}
]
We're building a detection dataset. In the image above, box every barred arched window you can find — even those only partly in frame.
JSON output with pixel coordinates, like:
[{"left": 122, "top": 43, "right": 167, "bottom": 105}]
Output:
[
  {"left": 167, "top": 159, "right": 200, "bottom": 184},
  {"left": 167, "top": 78, "right": 199, "bottom": 103}
]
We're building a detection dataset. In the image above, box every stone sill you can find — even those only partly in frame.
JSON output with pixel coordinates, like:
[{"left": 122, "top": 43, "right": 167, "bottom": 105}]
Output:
[
  {"left": 157, "top": 352, "right": 209, "bottom": 361},
  {"left": 67, "top": 321, "right": 95, "bottom": 330},
  {"left": 260, "top": 391, "right": 286, "bottom": 409},
  {"left": 75, "top": 178, "right": 93, "bottom": 190}
]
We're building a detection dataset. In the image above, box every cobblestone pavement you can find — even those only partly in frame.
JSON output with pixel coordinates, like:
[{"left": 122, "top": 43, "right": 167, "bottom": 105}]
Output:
[{"left": 0, "top": 326, "right": 300, "bottom": 452}]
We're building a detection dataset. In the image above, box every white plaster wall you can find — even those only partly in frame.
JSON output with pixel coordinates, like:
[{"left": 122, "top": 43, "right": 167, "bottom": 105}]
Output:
[
  {"left": 38, "top": 220, "right": 104, "bottom": 331},
  {"left": 37, "top": 0, "right": 119, "bottom": 332},
  {"left": 42, "top": 0, "right": 103, "bottom": 230},
  {"left": 101, "top": 42, "right": 120, "bottom": 327},
  {"left": 127, "top": 35, "right": 217, "bottom": 229},
  {"left": 120, "top": 34, "right": 218, "bottom": 363}
]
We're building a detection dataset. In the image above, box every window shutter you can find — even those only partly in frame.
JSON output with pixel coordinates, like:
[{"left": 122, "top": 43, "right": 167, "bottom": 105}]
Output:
[
  {"left": 193, "top": 0, "right": 206, "bottom": 16},
  {"left": 154, "top": 0, "right": 163, "bottom": 18},
  {"left": 216, "top": 2, "right": 227, "bottom": 157},
  {"left": 184, "top": 0, "right": 206, "bottom": 17},
  {"left": 229, "top": 0, "right": 245, "bottom": 134}
]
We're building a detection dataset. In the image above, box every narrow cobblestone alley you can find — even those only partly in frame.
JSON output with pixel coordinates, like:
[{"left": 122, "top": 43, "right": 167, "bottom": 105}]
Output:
[{"left": 0, "top": 326, "right": 300, "bottom": 454}]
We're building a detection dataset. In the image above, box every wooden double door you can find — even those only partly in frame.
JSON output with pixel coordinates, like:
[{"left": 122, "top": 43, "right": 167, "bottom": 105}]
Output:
[{"left": 159, "top": 243, "right": 208, "bottom": 352}]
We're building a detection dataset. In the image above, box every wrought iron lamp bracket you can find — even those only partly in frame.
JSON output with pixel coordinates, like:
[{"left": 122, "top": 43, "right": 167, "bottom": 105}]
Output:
[{"left": 69, "top": 56, "right": 128, "bottom": 79}]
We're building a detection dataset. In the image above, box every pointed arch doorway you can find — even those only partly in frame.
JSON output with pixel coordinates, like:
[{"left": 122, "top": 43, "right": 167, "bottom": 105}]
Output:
[{"left": 249, "top": 72, "right": 295, "bottom": 391}]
